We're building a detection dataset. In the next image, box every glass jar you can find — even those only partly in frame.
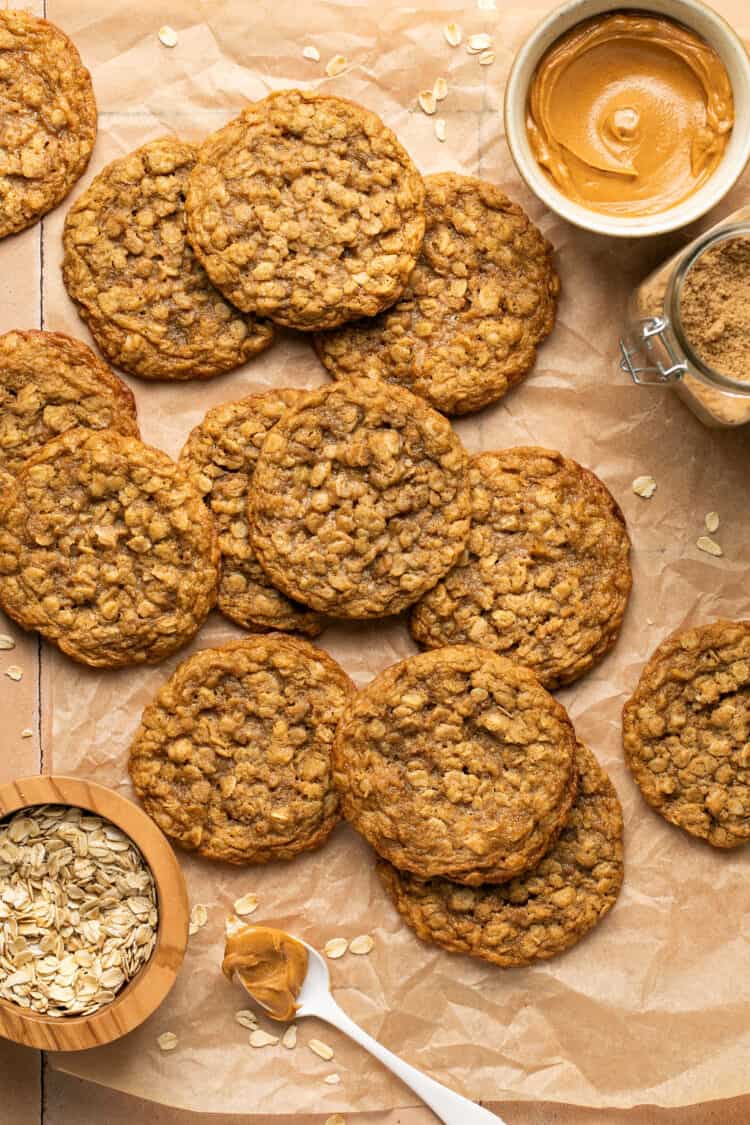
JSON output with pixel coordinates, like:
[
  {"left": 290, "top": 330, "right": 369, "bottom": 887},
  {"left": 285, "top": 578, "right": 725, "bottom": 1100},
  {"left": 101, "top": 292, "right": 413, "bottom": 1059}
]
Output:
[{"left": 620, "top": 206, "right": 750, "bottom": 428}]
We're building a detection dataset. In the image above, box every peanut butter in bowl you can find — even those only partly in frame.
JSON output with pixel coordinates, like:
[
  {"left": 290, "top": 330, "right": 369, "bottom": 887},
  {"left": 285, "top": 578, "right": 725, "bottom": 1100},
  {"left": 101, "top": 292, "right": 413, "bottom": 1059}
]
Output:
[{"left": 526, "top": 11, "right": 734, "bottom": 216}]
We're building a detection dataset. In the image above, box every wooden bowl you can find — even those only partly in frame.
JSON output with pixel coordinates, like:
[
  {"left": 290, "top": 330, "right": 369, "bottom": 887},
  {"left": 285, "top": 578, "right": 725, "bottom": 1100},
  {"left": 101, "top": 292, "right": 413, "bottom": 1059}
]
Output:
[{"left": 0, "top": 775, "right": 189, "bottom": 1051}]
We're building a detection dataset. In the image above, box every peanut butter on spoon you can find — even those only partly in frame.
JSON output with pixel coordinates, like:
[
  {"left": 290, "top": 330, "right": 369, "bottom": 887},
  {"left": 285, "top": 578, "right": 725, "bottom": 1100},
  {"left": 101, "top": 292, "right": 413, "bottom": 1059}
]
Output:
[
  {"left": 222, "top": 925, "right": 308, "bottom": 1021},
  {"left": 526, "top": 13, "right": 734, "bottom": 216}
]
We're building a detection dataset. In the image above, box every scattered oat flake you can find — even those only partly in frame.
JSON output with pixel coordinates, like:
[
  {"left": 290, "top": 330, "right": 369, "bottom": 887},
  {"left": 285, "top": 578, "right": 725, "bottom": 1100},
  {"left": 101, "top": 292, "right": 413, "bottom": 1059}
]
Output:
[
  {"left": 282, "top": 1024, "right": 297, "bottom": 1049},
  {"left": 235, "top": 1009, "right": 258, "bottom": 1029},
  {"left": 324, "top": 1073, "right": 341, "bottom": 1085},
  {"left": 303, "top": 45, "right": 321, "bottom": 62},
  {"left": 696, "top": 535, "right": 723, "bottom": 557},
  {"left": 325, "top": 54, "right": 348, "bottom": 78},
  {"left": 435, "top": 118, "right": 447, "bottom": 143},
  {"left": 250, "top": 1029, "right": 279, "bottom": 1048},
  {"left": 188, "top": 903, "right": 208, "bottom": 935},
  {"left": 157, "top": 1032, "right": 178, "bottom": 1051},
  {"left": 349, "top": 934, "right": 374, "bottom": 955},
  {"left": 309, "top": 1037, "right": 335, "bottom": 1060},
  {"left": 325, "top": 1116, "right": 346, "bottom": 1125},
  {"left": 324, "top": 937, "right": 349, "bottom": 959},
  {"left": 158, "top": 25, "right": 178, "bottom": 48},
  {"left": 632, "top": 475, "right": 657, "bottom": 499},
  {"left": 233, "top": 893, "right": 258, "bottom": 916},
  {"left": 444, "top": 22, "right": 462, "bottom": 47},
  {"left": 467, "top": 32, "right": 492, "bottom": 52},
  {"left": 705, "top": 511, "right": 720, "bottom": 533},
  {"left": 433, "top": 76, "right": 448, "bottom": 101},
  {"left": 478, "top": 50, "right": 495, "bottom": 66},
  {"left": 5, "top": 666, "right": 22, "bottom": 681},
  {"left": 418, "top": 90, "right": 437, "bottom": 115},
  {"left": 21, "top": 728, "right": 32, "bottom": 739},
  {"left": 0, "top": 634, "right": 15, "bottom": 650},
  {"left": 478, "top": 0, "right": 496, "bottom": 8}
]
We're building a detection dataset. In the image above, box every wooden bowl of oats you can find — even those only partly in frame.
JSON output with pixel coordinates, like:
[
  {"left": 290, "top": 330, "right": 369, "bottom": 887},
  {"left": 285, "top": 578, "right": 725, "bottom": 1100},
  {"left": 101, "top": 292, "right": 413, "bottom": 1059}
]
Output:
[{"left": 0, "top": 775, "right": 189, "bottom": 1051}]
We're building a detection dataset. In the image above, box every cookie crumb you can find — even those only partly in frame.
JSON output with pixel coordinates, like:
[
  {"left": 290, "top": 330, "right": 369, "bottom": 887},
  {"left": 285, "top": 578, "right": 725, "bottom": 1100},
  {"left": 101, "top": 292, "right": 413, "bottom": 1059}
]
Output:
[
  {"left": 0, "top": 635, "right": 15, "bottom": 650},
  {"left": 696, "top": 535, "right": 723, "bottom": 557},
  {"left": 233, "top": 893, "right": 259, "bottom": 916},
  {"left": 444, "top": 22, "right": 462, "bottom": 47},
  {"left": 157, "top": 1032, "right": 178, "bottom": 1051},
  {"left": 348, "top": 934, "right": 374, "bottom": 955},
  {"left": 324, "top": 937, "right": 348, "bottom": 959},
  {"left": 309, "top": 1038, "right": 334, "bottom": 1060},
  {"left": 632, "top": 475, "right": 657, "bottom": 499},
  {"left": 5, "top": 666, "right": 23, "bottom": 682},
  {"left": 249, "top": 1029, "right": 279, "bottom": 1048},
  {"left": 158, "top": 26, "right": 178, "bottom": 48},
  {"left": 281, "top": 1024, "right": 297, "bottom": 1049},
  {"left": 303, "top": 45, "right": 320, "bottom": 61},
  {"left": 325, "top": 54, "right": 348, "bottom": 78},
  {"left": 705, "top": 511, "right": 720, "bottom": 533},
  {"left": 418, "top": 90, "right": 437, "bottom": 115}
]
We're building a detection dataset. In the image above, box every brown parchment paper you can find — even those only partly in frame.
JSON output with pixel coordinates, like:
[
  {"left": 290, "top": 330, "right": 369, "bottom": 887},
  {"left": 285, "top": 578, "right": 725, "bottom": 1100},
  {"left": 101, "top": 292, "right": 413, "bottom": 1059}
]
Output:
[{"left": 7, "top": 0, "right": 750, "bottom": 1115}]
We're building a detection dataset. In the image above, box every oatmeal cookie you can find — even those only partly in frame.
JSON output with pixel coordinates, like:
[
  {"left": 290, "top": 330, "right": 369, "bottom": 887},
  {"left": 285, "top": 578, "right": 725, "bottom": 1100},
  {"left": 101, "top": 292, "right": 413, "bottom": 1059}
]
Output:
[
  {"left": 0, "top": 428, "right": 219, "bottom": 667},
  {"left": 313, "top": 174, "right": 560, "bottom": 415},
  {"left": 410, "top": 448, "right": 631, "bottom": 689},
  {"left": 179, "top": 389, "right": 323, "bottom": 636},
  {"left": 0, "top": 329, "right": 139, "bottom": 476},
  {"left": 623, "top": 620, "right": 750, "bottom": 847},
  {"left": 0, "top": 10, "right": 96, "bottom": 239},
  {"left": 248, "top": 377, "right": 471, "bottom": 619},
  {"left": 63, "top": 137, "right": 273, "bottom": 380},
  {"left": 333, "top": 645, "right": 578, "bottom": 884},
  {"left": 129, "top": 635, "right": 354, "bottom": 864},
  {"left": 185, "top": 89, "right": 426, "bottom": 331},
  {"left": 378, "top": 741, "right": 623, "bottom": 967}
]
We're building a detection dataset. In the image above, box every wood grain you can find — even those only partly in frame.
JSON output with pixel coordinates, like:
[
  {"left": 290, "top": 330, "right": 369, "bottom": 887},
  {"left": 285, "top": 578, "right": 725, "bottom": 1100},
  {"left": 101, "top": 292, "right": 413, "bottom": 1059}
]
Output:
[{"left": 0, "top": 776, "right": 189, "bottom": 1052}]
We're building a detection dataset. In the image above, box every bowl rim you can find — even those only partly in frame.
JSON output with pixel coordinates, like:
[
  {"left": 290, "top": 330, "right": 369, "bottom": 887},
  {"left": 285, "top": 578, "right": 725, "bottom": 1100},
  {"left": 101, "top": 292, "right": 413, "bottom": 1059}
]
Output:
[
  {"left": 503, "top": 0, "right": 750, "bottom": 237},
  {"left": 0, "top": 775, "right": 189, "bottom": 1052}
]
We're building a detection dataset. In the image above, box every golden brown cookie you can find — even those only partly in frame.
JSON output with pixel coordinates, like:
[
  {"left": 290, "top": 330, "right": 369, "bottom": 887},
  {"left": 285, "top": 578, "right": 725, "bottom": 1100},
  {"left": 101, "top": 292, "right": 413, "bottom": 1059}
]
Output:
[
  {"left": 0, "top": 329, "right": 139, "bottom": 476},
  {"left": 0, "top": 428, "right": 219, "bottom": 667},
  {"left": 410, "top": 448, "right": 632, "bottom": 689},
  {"left": 313, "top": 173, "right": 560, "bottom": 415},
  {"left": 185, "top": 89, "right": 426, "bottom": 331},
  {"left": 623, "top": 620, "right": 750, "bottom": 847},
  {"left": 129, "top": 635, "right": 354, "bottom": 864},
  {"left": 378, "top": 741, "right": 623, "bottom": 967},
  {"left": 333, "top": 645, "right": 578, "bottom": 884},
  {"left": 63, "top": 137, "right": 273, "bottom": 380},
  {"left": 248, "top": 377, "right": 471, "bottom": 619},
  {"left": 0, "top": 10, "right": 96, "bottom": 238},
  {"left": 179, "top": 389, "right": 323, "bottom": 636}
]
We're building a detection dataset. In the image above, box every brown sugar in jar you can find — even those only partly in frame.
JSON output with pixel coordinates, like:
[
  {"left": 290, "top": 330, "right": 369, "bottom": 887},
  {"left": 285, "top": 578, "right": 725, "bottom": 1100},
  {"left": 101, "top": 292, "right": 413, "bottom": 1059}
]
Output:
[{"left": 679, "top": 236, "right": 750, "bottom": 382}]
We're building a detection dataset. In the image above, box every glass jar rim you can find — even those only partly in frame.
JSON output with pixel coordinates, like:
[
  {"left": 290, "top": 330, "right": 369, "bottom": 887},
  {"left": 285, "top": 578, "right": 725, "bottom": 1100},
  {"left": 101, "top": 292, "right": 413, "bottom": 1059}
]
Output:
[{"left": 667, "top": 222, "right": 750, "bottom": 396}]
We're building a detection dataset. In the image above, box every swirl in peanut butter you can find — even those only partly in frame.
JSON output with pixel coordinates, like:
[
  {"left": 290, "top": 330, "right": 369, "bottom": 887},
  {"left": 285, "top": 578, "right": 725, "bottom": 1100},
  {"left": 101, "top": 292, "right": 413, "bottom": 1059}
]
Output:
[{"left": 526, "top": 14, "right": 734, "bottom": 216}]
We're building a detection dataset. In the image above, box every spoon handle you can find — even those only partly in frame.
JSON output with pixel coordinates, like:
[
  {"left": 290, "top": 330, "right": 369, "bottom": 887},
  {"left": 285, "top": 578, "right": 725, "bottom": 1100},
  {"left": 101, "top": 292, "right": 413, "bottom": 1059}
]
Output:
[{"left": 308, "top": 992, "right": 506, "bottom": 1125}]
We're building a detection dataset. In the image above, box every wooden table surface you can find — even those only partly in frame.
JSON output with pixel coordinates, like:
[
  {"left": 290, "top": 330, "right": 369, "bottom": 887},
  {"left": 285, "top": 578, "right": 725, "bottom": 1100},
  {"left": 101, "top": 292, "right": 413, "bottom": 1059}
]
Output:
[{"left": 3, "top": 1, "right": 750, "bottom": 1122}]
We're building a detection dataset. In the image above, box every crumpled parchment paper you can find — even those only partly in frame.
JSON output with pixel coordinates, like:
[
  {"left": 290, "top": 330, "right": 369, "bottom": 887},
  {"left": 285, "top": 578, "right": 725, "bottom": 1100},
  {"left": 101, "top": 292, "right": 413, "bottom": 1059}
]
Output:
[{"left": 24, "top": 0, "right": 750, "bottom": 1115}]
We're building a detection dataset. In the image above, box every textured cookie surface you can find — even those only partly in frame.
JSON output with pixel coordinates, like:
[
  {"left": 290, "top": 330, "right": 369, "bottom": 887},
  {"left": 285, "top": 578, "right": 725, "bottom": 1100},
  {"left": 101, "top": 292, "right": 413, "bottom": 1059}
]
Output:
[
  {"left": 314, "top": 174, "right": 559, "bottom": 415},
  {"left": 410, "top": 448, "right": 632, "bottom": 689},
  {"left": 623, "top": 620, "right": 750, "bottom": 847},
  {"left": 333, "top": 645, "right": 578, "bottom": 883},
  {"left": 0, "top": 329, "right": 138, "bottom": 476},
  {"left": 249, "top": 377, "right": 471, "bottom": 618},
  {"left": 185, "top": 89, "right": 426, "bottom": 331},
  {"left": 378, "top": 741, "right": 623, "bottom": 967},
  {"left": 0, "top": 428, "right": 219, "bottom": 667},
  {"left": 129, "top": 635, "right": 354, "bottom": 864},
  {"left": 0, "top": 10, "right": 96, "bottom": 238},
  {"left": 179, "top": 389, "right": 323, "bottom": 636},
  {"left": 63, "top": 137, "right": 273, "bottom": 380}
]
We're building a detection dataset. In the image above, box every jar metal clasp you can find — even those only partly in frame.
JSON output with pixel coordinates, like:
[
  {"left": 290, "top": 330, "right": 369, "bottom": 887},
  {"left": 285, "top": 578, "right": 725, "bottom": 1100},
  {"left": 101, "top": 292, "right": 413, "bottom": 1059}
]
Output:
[{"left": 619, "top": 316, "right": 689, "bottom": 385}]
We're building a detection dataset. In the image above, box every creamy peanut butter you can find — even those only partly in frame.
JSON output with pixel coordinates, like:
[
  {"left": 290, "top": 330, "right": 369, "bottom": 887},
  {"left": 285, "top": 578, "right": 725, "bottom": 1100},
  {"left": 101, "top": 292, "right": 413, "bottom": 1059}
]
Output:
[
  {"left": 526, "top": 13, "right": 734, "bottom": 216},
  {"left": 222, "top": 925, "right": 308, "bottom": 1022}
]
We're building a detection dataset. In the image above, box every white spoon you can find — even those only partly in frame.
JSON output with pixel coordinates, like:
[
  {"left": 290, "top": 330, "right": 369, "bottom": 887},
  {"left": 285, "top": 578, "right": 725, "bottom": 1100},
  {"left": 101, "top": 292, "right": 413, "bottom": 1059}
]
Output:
[{"left": 286, "top": 937, "right": 506, "bottom": 1125}]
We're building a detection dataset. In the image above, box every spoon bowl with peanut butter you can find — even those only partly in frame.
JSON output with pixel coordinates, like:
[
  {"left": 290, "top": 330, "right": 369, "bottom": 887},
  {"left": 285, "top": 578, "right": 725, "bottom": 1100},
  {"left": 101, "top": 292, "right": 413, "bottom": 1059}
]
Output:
[{"left": 223, "top": 924, "right": 504, "bottom": 1124}]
